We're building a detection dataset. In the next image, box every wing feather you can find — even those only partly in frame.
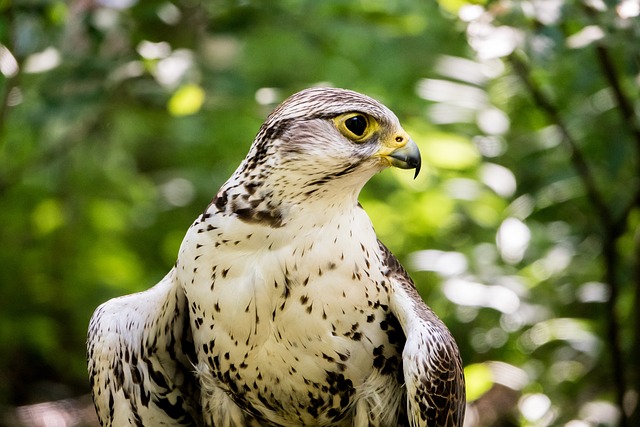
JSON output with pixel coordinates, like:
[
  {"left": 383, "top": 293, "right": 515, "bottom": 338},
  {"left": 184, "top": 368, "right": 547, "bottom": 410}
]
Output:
[
  {"left": 87, "top": 269, "right": 202, "bottom": 426},
  {"left": 380, "top": 241, "right": 465, "bottom": 427}
]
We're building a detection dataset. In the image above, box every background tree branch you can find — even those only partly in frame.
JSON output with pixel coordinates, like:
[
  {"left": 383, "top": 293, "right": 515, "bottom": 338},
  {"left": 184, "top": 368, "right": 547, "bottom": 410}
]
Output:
[{"left": 509, "top": 52, "right": 629, "bottom": 427}]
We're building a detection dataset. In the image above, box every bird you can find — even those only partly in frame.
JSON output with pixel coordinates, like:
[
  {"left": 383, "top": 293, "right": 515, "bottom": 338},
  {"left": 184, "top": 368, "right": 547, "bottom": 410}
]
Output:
[{"left": 87, "top": 87, "right": 465, "bottom": 427}]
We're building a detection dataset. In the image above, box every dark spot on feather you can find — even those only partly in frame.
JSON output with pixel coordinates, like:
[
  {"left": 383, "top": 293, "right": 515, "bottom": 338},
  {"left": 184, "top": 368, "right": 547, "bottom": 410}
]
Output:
[{"left": 215, "top": 190, "right": 228, "bottom": 210}]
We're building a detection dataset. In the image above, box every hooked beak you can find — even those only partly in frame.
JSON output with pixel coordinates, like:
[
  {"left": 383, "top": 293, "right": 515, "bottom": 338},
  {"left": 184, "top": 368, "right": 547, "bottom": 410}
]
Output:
[{"left": 380, "top": 138, "right": 422, "bottom": 179}]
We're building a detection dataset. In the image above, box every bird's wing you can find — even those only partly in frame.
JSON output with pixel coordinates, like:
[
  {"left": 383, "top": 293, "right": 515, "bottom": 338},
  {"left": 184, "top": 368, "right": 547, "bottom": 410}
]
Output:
[
  {"left": 87, "top": 269, "right": 202, "bottom": 426},
  {"left": 380, "top": 241, "right": 466, "bottom": 427}
]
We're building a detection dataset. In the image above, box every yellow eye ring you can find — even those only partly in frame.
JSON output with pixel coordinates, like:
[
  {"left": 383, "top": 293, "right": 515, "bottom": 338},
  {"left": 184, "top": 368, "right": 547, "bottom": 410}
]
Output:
[{"left": 334, "top": 113, "right": 377, "bottom": 142}]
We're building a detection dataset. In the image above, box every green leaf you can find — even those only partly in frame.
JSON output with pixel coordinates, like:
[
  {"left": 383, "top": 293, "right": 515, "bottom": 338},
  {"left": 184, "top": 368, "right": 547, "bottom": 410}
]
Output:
[
  {"left": 31, "top": 198, "right": 65, "bottom": 236},
  {"left": 168, "top": 84, "right": 206, "bottom": 116},
  {"left": 464, "top": 363, "right": 494, "bottom": 402}
]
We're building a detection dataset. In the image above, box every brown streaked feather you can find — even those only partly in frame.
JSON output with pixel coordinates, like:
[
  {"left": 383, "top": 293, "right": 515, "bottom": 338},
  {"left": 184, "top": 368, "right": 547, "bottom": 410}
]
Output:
[{"left": 379, "top": 240, "right": 466, "bottom": 427}]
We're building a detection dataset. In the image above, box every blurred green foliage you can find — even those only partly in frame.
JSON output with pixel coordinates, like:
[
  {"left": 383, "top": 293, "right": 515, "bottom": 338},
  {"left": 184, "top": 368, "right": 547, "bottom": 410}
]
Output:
[{"left": 1, "top": 1, "right": 639, "bottom": 426}]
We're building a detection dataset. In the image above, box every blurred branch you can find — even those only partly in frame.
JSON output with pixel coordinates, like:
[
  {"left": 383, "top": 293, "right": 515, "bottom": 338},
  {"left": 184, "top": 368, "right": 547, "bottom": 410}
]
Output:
[
  {"left": 509, "top": 52, "right": 629, "bottom": 427},
  {"left": 509, "top": 53, "right": 613, "bottom": 227},
  {"left": 581, "top": 1, "right": 640, "bottom": 158},
  {"left": 592, "top": 42, "right": 640, "bottom": 231},
  {"left": 593, "top": 44, "right": 640, "bottom": 153},
  {"left": 584, "top": 10, "right": 640, "bottom": 423}
]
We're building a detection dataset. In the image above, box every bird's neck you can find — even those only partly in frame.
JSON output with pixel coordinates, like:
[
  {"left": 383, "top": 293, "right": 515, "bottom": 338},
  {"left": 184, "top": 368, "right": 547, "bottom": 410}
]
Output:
[{"left": 211, "top": 166, "right": 368, "bottom": 229}]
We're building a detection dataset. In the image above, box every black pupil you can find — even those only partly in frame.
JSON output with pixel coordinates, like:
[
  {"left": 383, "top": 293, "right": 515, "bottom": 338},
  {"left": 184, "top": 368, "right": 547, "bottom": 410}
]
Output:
[{"left": 345, "top": 115, "right": 367, "bottom": 137}]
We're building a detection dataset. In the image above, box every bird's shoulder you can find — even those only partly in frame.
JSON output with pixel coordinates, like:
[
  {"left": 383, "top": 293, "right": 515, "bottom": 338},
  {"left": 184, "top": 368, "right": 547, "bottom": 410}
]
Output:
[{"left": 88, "top": 271, "right": 202, "bottom": 426}]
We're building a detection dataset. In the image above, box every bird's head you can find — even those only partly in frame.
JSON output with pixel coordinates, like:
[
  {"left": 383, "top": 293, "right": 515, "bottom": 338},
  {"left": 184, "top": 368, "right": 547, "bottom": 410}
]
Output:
[
  {"left": 239, "top": 88, "right": 421, "bottom": 194},
  {"left": 218, "top": 88, "right": 421, "bottom": 226}
]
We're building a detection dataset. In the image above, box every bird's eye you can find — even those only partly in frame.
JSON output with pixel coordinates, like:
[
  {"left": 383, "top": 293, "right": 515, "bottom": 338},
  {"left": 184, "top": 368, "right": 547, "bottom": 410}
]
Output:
[
  {"left": 334, "top": 113, "right": 376, "bottom": 142},
  {"left": 344, "top": 115, "right": 368, "bottom": 137}
]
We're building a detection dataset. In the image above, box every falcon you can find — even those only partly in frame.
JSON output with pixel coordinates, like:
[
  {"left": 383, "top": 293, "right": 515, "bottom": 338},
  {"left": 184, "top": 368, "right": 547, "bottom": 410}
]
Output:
[{"left": 87, "top": 87, "right": 465, "bottom": 427}]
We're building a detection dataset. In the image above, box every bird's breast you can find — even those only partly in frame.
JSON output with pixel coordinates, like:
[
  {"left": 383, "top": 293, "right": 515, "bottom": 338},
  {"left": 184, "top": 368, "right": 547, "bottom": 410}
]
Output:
[{"left": 179, "top": 214, "right": 406, "bottom": 424}]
